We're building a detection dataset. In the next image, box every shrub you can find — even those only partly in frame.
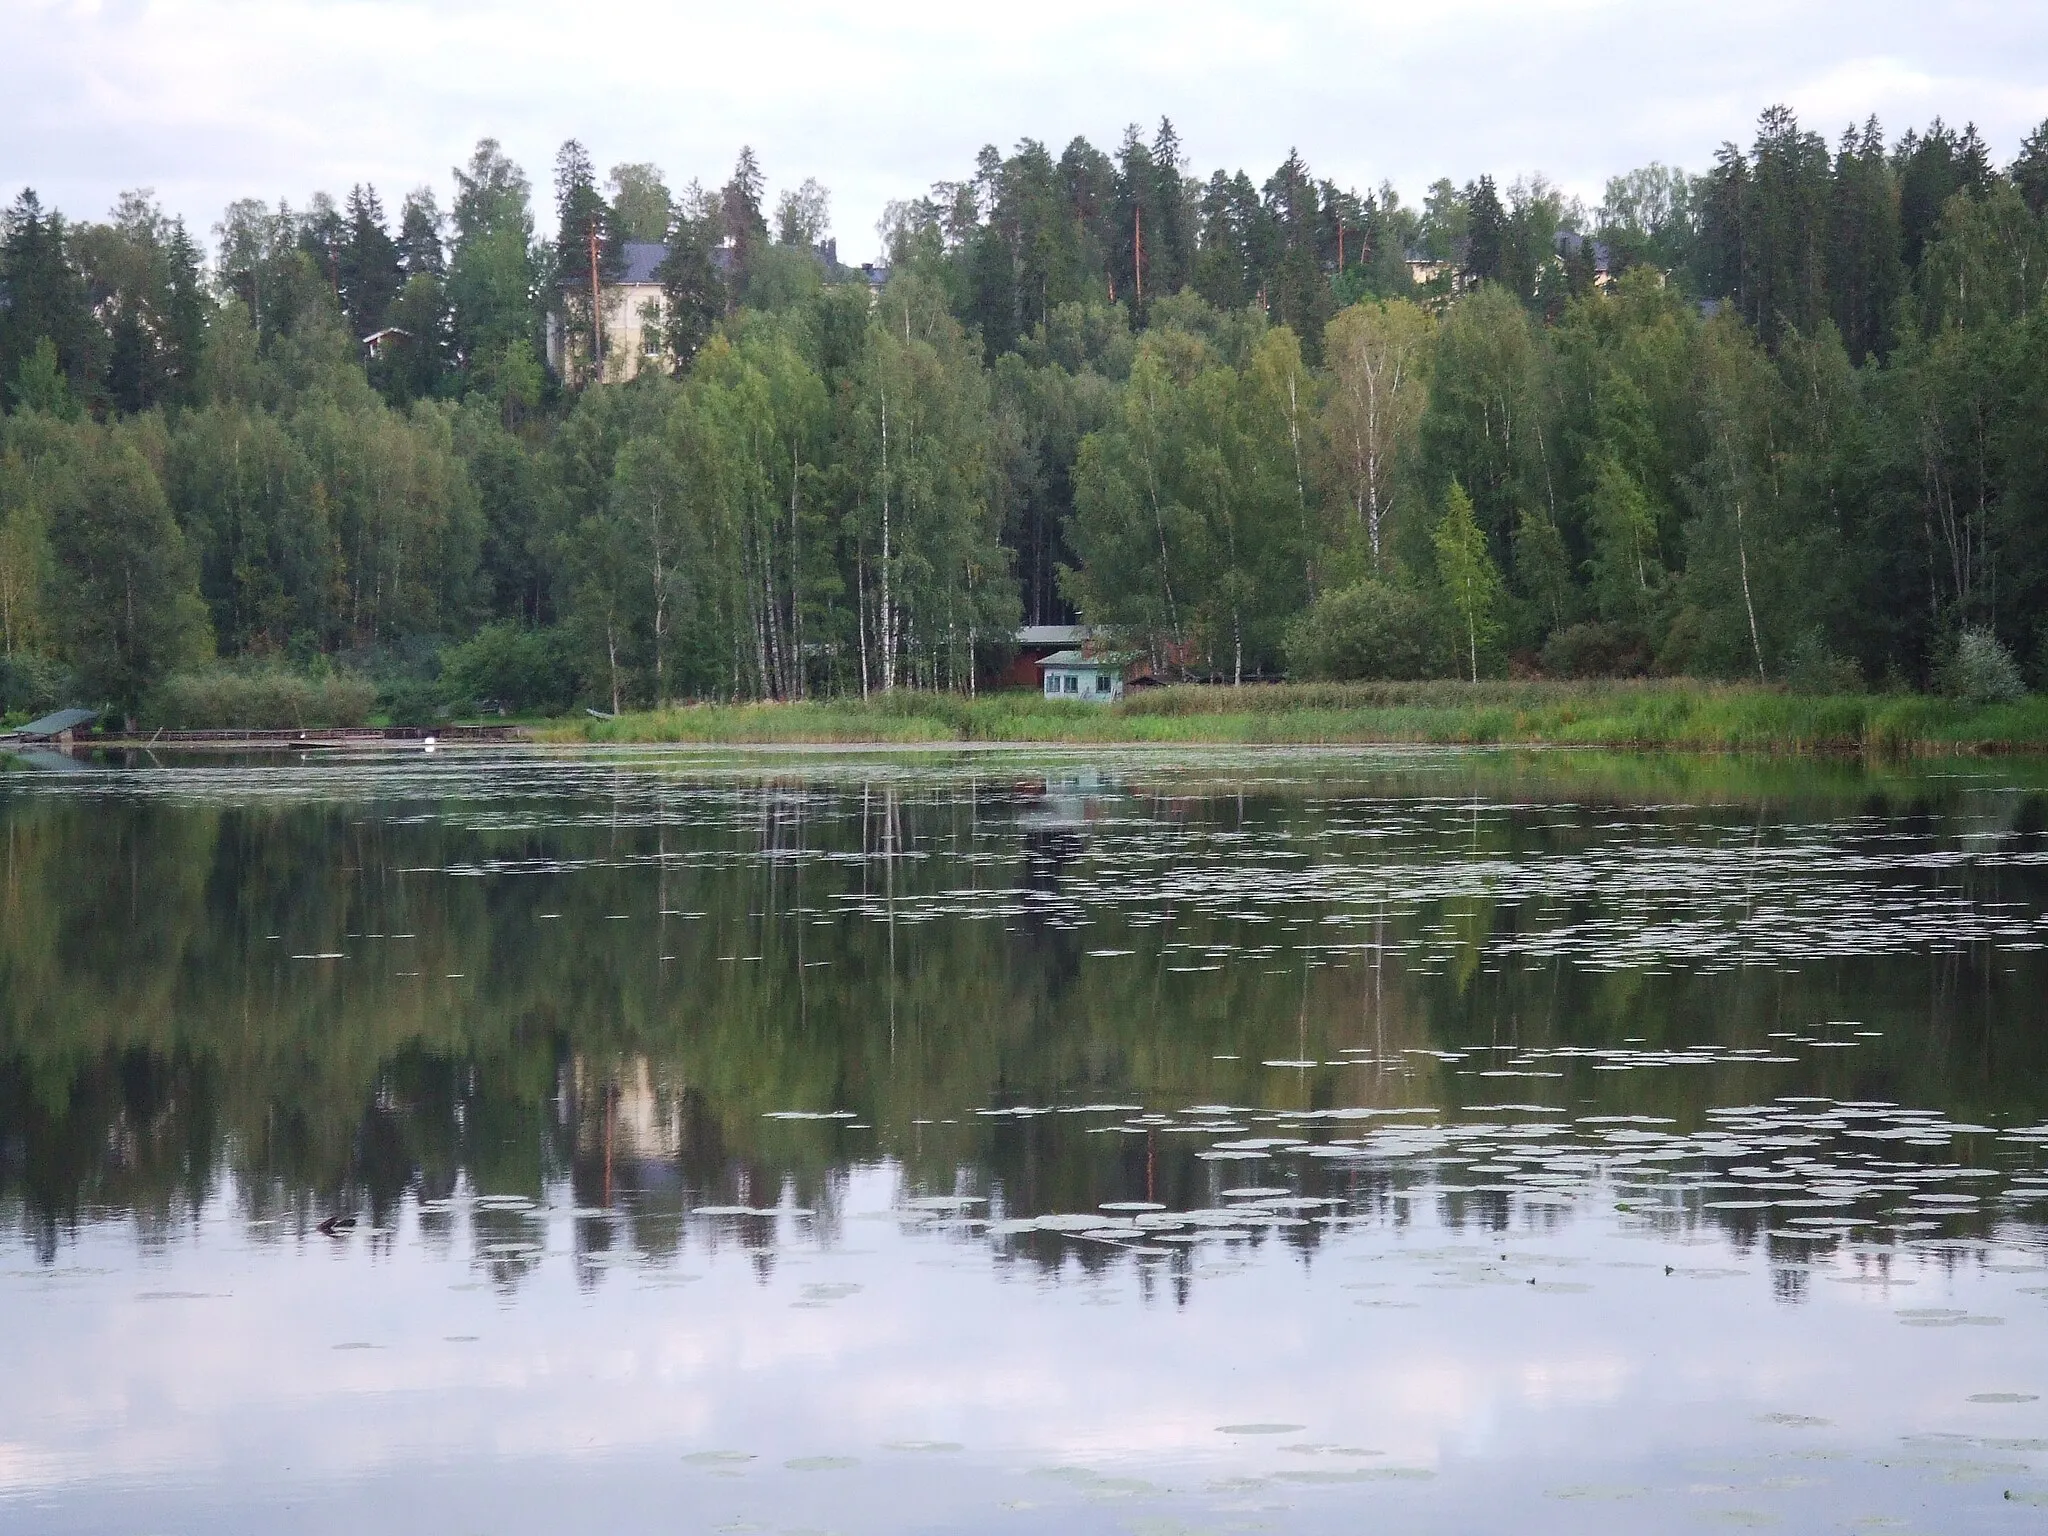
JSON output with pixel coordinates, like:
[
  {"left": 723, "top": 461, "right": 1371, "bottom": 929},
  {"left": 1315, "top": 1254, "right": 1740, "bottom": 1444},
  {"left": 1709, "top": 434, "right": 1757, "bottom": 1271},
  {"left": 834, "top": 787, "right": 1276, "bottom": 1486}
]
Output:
[
  {"left": 440, "top": 624, "right": 582, "bottom": 715},
  {"left": 1286, "top": 580, "right": 1456, "bottom": 681},
  {"left": 1541, "top": 622, "right": 1652, "bottom": 679},
  {"left": 1935, "top": 627, "right": 2026, "bottom": 705},
  {"left": 147, "top": 665, "right": 375, "bottom": 729},
  {"left": 378, "top": 677, "right": 447, "bottom": 728},
  {"left": 1780, "top": 630, "right": 1864, "bottom": 695}
]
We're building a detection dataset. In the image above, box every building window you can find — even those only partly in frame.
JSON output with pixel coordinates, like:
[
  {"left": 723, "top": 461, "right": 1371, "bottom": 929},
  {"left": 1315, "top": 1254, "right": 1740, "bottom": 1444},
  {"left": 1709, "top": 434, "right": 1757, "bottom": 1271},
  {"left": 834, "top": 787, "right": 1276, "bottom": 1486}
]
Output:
[
  {"left": 1095, "top": 673, "right": 1111, "bottom": 694},
  {"left": 1063, "top": 675, "right": 1078, "bottom": 694}
]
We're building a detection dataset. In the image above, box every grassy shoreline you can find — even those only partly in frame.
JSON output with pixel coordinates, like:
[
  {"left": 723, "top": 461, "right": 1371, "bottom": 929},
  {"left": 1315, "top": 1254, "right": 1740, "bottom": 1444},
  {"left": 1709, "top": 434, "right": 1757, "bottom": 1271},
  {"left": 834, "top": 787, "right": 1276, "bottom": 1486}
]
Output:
[{"left": 534, "top": 681, "right": 2048, "bottom": 755}]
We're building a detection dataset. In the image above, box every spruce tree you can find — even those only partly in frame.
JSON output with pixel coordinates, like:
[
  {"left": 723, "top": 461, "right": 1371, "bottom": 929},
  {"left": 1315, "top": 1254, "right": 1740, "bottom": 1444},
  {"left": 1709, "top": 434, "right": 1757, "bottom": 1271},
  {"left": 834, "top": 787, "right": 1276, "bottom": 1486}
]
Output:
[
  {"left": 1465, "top": 176, "right": 1506, "bottom": 285},
  {"left": 0, "top": 191, "right": 97, "bottom": 411},
  {"left": 338, "top": 185, "right": 402, "bottom": 337}
]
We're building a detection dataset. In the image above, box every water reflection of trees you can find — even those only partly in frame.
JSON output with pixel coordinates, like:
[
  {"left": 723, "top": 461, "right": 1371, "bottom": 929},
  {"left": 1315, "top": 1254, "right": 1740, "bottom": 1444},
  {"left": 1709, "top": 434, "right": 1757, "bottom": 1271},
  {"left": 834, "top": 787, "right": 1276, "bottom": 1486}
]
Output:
[{"left": 2, "top": 763, "right": 2044, "bottom": 1283}]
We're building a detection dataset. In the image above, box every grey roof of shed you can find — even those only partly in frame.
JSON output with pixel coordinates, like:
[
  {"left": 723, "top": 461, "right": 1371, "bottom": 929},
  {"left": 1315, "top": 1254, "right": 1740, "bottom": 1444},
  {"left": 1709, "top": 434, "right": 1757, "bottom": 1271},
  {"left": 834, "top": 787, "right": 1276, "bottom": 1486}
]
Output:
[
  {"left": 6, "top": 707, "right": 97, "bottom": 739},
  {"left": 1037, "top": 650, "right": 1140, "bottom": 669},
  {"left": 1017, "top": 625, "right": 1092, "bottom": 647}
]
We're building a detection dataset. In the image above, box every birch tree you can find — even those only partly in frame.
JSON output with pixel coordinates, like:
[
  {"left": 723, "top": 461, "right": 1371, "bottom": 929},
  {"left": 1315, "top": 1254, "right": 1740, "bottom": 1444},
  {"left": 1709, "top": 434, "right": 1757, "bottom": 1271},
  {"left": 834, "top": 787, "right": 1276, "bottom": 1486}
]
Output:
[
  {"left": 1322, "top": 298, "right": 1432, "bottom": 570},
  {"left": 1432, "top": 479, "right": 1504, "bottom": 681}
]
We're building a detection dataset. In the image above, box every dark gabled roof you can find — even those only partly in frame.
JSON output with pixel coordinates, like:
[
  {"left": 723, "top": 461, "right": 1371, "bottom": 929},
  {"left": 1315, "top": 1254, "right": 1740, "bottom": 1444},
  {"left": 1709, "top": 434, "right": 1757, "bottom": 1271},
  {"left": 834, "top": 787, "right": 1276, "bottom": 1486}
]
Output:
[
  {"left": 565, "top": 241, "right": 875, "bottom": 291},
  {"left": 557, "top": 241, "right": 670, "bottom": 292},
  {"left": 1017, "top": 625, "right": 1092, "bottom": 647},
  {"left": 1553, "top": 230, "right": 1614, "bottom": 271},
  {"left": 619, "top": 242, "right": 668, "bottom": 285},
  {"left": 1404, "top": 237, "right": 1470, "bottom": 268}
]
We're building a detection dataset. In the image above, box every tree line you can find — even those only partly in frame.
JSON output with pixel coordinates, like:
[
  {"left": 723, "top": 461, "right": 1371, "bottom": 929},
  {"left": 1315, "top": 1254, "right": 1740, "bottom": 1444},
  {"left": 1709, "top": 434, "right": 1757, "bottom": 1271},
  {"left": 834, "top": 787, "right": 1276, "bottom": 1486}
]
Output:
[{"left": 4, "top": 106, "right": 2048, "bottom": 722}]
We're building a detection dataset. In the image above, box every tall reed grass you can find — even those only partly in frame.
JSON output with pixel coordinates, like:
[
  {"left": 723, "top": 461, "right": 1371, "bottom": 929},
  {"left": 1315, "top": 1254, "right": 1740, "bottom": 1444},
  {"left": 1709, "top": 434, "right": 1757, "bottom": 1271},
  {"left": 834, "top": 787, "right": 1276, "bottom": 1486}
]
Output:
[{"left": 544, "top": 681, "right": 2048, "bottom": 754}]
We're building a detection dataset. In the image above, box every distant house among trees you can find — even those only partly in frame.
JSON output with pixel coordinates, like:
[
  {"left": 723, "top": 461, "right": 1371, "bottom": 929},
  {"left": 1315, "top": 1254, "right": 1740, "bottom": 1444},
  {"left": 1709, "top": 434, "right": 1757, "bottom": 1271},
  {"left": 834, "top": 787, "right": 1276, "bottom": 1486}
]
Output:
[
  {"left": 1405, "top": 244, "right": 1463, "bottom": 289},
  {"left": 546, "top": 238, "right": 890, "bottom": 384},
  {"left": 545, "top": 241, "right": 671, "bottom": 383},
  {"left": 1552, "top": 230, "right": 1617, "bottom": 287},
  {"left": 1000, "top": 625, "right": 1094, "bottom": 689}
]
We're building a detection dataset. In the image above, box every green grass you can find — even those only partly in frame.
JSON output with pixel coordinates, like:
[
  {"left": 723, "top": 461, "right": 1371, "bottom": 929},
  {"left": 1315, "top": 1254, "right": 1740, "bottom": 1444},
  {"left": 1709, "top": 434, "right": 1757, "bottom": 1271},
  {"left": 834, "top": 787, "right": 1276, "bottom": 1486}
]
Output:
[{"left": 534, "top": 680, "right": 2048, "bottom": 755}]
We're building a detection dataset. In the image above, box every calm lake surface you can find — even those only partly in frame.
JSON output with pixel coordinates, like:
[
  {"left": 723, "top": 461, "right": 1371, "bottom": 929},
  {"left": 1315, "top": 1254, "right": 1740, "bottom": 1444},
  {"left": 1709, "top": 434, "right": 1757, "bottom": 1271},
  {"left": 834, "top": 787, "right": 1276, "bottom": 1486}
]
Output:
[{"left": 5, "top": 744, "right": 2048, "bottom": 1533}]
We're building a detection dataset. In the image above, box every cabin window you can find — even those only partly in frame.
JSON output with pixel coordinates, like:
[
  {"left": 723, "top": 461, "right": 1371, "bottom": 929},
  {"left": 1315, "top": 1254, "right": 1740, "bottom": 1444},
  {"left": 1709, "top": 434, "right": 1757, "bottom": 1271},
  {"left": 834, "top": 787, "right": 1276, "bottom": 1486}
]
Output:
[
  {"left": 1063, "top": 674, "right": 1078, "bottom": 694},
  {"left": 1095, "top": 673, "right": 1111, "bottom": 694}
]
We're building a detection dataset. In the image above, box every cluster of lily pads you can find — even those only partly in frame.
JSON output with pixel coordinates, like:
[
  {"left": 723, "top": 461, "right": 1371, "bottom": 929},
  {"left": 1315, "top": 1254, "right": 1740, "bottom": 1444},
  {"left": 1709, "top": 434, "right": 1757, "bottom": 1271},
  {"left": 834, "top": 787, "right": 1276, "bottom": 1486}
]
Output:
[{"left": 904, "top": 1091, "right": 2048, "bottom": 1270}]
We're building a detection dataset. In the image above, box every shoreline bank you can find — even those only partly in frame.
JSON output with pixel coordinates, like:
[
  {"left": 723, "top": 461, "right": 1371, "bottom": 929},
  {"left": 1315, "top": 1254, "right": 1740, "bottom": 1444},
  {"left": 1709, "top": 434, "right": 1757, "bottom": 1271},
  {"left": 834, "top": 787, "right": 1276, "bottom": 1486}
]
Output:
[{"left": 13, "top": 683, "right": 2048, "bottom": 757}]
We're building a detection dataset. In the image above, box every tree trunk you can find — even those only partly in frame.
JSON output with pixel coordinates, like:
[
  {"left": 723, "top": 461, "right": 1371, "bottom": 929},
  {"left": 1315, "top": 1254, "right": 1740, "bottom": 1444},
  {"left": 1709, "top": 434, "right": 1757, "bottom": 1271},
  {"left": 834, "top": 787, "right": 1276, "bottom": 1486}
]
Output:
[
  {"left": 878, "top": 384, "right": 894, "bottom": 693},
  {"left": 606, "top": 620, "right": 621, "bottom": 715}
]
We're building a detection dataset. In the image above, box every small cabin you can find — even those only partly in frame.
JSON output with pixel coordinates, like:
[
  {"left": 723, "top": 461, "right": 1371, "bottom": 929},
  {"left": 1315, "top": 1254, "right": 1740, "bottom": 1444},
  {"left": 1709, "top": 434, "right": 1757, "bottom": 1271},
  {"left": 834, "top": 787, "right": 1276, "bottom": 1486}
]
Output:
[
  {"left": 1000, "top": 625, "right": 1095, "bottom": 690},
  {"left": 1038, "top": 649, "right": 1135, "bottom": 703}
]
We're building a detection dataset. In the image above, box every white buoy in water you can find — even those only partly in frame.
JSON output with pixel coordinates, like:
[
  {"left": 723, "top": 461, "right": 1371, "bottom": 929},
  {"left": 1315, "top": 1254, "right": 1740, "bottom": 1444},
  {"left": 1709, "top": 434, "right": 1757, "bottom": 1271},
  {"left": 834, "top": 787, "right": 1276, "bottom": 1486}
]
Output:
[{"left": 423, "top": 735, "right": 437, "bottom": 752}]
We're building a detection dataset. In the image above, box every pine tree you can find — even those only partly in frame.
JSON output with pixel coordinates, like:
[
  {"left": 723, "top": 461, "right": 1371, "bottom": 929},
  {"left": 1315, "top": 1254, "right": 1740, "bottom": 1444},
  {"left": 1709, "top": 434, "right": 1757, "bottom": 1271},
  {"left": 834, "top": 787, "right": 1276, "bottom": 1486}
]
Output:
[{"left": 554, "top": 140, "right": 620, "bottom": 384}]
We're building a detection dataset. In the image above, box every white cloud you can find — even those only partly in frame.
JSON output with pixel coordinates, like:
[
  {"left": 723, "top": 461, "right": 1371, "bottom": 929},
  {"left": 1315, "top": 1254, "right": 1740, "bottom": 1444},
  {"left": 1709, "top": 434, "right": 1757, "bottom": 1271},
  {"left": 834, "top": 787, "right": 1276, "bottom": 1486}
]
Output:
[{"left": 4, "top": 0, "right": 2045, "bottom": 258}]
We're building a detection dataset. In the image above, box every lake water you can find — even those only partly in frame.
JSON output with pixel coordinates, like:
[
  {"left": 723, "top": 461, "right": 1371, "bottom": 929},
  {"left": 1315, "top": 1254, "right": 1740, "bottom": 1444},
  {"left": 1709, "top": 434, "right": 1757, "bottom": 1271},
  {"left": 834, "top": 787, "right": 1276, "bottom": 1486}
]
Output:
[{"left": 5, "top": 745, "right": 2048, "bottom": 1533}]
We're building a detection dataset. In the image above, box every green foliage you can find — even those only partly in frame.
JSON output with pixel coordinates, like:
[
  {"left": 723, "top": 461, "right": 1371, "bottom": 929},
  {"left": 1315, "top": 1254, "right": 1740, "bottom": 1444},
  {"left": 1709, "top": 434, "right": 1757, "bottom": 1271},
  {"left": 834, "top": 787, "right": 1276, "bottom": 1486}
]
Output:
[
  {"left": 1584, "top": 452, "right": 1665, "bottom": 625},
  {"left": 447, "top": 140, "right": 538, "bottom": 381},
  {"left": 1432, "top": 480, "right": 1505, "bottom": 680},
  {"left": 378, "top": 674, "right": 447, "bottom": 727},
  {"left": 0, "top": 653, "right": 68, "bottom": 716},
  {"left": 1541, "top": 621, "right": 1651, "bottom": 679},
  {"left": 7, "top": 104, "right": 2048, "bottom": 724},
  {"left": 440, "top": 623, "right": 582, "bottom": 714},
  {"left": 147, "top": 663, "right": 375, "bottom": 728},
  {"left": 1286, "top": 578, "right": 1454, "bottom": 680},
  {"left": 9, "top": 338, "right": 77, "bottom": 418},
  {"left": 1065, "top": 303, "right": 1310, "bottom": 681},
  {"left": 1781, "top": 629, "right": 1865, "bottom": 694},
  {"left": 45, "top": 425, "right": 211, "bottom": 716}
]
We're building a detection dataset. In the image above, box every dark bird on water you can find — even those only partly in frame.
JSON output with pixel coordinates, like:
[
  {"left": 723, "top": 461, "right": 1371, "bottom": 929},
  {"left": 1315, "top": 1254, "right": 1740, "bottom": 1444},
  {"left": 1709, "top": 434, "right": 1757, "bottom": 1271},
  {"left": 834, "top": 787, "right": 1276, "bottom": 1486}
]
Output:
[{"left": 317, "top": 1215, "right": 357, "bottom": 1237}]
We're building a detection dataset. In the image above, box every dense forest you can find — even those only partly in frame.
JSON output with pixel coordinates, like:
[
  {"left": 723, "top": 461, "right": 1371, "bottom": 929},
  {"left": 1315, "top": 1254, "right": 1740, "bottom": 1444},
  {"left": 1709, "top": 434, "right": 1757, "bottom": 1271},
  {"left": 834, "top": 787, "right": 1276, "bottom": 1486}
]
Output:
[{"left": 4, "top": 107, "right": 2048, "bottom": 724}]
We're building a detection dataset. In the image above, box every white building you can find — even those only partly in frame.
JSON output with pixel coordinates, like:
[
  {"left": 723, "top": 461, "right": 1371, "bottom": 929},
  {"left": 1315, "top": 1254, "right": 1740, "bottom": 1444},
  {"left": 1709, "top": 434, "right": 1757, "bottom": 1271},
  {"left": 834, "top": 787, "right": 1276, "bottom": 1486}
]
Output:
[
  {"left": 545, "top": 242, "right": 671, "bottom": 385},
  {"left": 1038, "top": 649, "right": 1137, "bottom": 703},
  {"left": 546, "top": 240, "right": 889, "bottom": 386}
]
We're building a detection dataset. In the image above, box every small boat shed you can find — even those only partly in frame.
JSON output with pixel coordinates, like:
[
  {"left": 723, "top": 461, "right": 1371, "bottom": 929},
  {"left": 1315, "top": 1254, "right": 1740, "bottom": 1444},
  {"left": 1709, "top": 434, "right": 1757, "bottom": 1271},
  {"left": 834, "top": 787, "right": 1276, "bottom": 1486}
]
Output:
[
  {"left": 2, "top": 707, "right": 98, "bottom": 744},
  {"left": 1037, "top": 649, "right": 1138, "bottom": 702}
]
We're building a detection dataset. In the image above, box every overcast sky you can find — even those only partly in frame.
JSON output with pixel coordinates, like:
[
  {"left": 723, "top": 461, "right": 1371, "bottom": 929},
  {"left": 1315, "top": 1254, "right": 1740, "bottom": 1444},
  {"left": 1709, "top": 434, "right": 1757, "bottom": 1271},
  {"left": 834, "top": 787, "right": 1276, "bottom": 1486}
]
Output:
[{"left": 8, "top": 0, "right": 2048, "bottom": 262}]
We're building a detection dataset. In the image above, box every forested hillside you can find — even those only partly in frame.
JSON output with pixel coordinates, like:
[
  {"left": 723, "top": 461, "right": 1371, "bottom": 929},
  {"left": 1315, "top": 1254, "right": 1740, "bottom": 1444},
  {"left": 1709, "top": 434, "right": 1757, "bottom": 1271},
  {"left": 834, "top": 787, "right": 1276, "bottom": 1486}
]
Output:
[{"left": 4, "top": 109, "right": 2047, "bottom": 725}]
